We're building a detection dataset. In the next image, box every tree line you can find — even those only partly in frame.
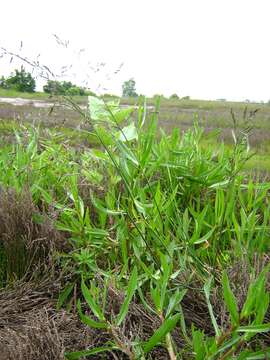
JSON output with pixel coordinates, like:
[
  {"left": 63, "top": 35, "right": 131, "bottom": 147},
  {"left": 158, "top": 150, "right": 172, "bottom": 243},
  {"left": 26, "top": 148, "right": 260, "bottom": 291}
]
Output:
[
  {"left": 0, "top": 67, "right": 94, "bottom": 96},
  {"left": 0, "top": 68, "right": 184, "bottom": 100}
]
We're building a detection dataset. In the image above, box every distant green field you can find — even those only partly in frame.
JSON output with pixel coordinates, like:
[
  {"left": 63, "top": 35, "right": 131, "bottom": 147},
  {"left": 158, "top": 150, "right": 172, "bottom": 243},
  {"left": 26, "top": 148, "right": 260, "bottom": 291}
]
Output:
[
  {"left": 0, "top": 88, "right": 50, "bottom": 99},
  {"left": 0, "top": 89, "right": 269, "bottom": 174}
]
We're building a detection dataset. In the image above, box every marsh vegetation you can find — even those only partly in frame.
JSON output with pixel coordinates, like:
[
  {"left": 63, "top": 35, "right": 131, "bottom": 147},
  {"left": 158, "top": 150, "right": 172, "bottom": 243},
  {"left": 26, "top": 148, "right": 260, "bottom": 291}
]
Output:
[{"left": 0, "top": 93, "right": 270, "bottom": 359}]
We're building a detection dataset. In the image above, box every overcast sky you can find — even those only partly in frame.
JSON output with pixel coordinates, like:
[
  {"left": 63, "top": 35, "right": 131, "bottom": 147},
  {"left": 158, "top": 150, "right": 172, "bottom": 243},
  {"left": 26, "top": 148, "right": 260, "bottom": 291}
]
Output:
[{"left": 0, "top": 0, "right": 269, "bottom": 101}]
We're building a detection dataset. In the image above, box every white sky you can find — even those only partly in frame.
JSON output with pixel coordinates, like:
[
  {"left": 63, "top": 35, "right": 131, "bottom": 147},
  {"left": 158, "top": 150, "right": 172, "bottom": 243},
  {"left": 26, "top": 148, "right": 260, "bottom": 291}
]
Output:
[{"left": 0, "top": 0, "right": 269, "bottom": 101}]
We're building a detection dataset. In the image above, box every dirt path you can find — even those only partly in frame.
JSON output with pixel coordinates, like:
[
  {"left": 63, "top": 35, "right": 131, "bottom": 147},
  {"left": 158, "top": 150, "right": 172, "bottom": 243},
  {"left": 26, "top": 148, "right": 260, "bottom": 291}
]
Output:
[{"left": 0, "top": 97, "right": 55, "bottom": 108}]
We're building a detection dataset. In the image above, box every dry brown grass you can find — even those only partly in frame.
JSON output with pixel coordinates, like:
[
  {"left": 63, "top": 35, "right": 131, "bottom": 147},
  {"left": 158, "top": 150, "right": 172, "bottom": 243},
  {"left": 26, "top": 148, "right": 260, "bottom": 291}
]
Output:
[
  {"left": 0, "top": 277, "right": 103, "bottom": 359},
  {"left": 0, "top": 189, "right": 66, "bottom": 283},
  {"left": 0, "top": 311, "right": 65, "bottom": 360}
]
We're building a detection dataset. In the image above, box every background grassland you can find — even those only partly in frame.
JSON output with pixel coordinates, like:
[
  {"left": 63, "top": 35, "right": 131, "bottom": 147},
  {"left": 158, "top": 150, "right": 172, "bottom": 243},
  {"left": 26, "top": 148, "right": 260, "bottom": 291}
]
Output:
[{"left": 1, "top": 89, "right": 270, "bottom": 174}]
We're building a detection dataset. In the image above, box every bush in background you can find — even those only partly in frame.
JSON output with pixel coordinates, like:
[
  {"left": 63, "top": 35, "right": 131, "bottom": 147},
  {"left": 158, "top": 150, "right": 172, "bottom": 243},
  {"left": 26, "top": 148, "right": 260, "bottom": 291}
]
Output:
[
  {"left": 43, "top": 80, "right": 94, "bottom": 96},
  {"left": 0, "top": 67, "right": 36, "bottom": 93},
  {"left": 169, "top": 93, "right": 179, "bottom": 100}
]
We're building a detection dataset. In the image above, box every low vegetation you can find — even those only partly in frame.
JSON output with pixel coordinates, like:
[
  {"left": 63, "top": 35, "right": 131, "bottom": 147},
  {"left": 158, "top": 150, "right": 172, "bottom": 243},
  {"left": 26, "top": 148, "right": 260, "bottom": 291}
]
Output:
[{"left": 0, "top": 95, "right": 270, "bottom": 359}]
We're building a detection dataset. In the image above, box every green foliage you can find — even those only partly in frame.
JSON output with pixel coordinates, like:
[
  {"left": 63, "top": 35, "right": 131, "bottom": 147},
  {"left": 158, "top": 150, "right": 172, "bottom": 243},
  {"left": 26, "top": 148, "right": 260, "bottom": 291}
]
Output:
[
  {"left": 0, "top": 76, "right": 6, "bottom": 88},
  {"left": 153, "top": 93, "right": 165, "bottom": 99},
  {"left": 122, "top": 78, "right": 138, "bottom": 97},
  {"left": 169, "top": 93, "right": 179, "bottom": 100},
  {"left": 0, "top": 67, "right": 36, "bottom": 92},
  {"left": 1, "top": 97, "right": 270, "bottom": 358},
  {"left": 192, "top": 269, "right": 270, "bottom": 359},
  {"left": 43, "top": 79, "right": 92, "bottom": 96}
]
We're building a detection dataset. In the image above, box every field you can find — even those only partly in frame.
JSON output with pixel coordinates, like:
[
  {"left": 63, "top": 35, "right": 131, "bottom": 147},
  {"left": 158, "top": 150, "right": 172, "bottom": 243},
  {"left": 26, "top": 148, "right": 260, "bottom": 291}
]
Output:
[
  {"left": 1, "top": 90, "right": 270, "bottom": 173},
  {"left": 1, "top": 91, "right": 270, "bottom": 359}
]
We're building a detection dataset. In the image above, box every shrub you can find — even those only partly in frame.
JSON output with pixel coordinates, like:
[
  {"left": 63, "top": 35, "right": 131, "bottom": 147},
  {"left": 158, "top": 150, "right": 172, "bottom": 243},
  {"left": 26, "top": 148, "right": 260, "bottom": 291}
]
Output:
[
  {"left": 43, "top": 80, "right": 90, "bottom": 96},
  {"left": 43, "top": 80, "right": 63, "bottom": 94},
  {"left": 169, "top": 93, "right": 179, "bottom": 100},
  {"left": 3, "top": 67, "right": 36, "bottom": 92},
  {"left": 66, "top": 86, "right": 81, "bottom": 96}
]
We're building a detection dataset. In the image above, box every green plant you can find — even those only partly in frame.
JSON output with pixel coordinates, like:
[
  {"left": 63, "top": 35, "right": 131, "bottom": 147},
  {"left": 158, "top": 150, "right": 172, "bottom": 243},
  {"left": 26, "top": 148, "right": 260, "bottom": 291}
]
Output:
[
  {"left": 43, "top": 79, "right": 89, "bottom": 96},
  {"left": 1, "top": 92, "right": 270, "bottom": 357},
  {"left": 57, "top": 96, "right": 270, "bottom": 357},
  {"left": 65, "top": 263, "right": 187, "bottom": 359},
  {"left": 191, "top": 268, "right": 270, "bottom": 359},
  {"left": 122, "top": 78, "right": 138, "bottom": 97},
  {"left": 169, "top": 93, "right": 179, "bottom": 100},
  {"left": 3, "top": 66, "right": 36, "bottom": 92}
]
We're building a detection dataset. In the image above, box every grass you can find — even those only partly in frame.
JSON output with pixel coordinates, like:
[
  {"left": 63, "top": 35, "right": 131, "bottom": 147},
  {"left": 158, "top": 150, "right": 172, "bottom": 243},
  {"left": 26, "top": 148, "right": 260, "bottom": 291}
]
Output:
[
  {"left": 1, "top": 96, "right": 270, "bottom": 181},
  {"left": 0, "top": 87, "right": 94, "bottom": 103},
  {"left": 0, "top": 88, "right": 50, "bottom": 99},
  {"left": 0, "top": 97, "right": 270, "bottom": 358}
]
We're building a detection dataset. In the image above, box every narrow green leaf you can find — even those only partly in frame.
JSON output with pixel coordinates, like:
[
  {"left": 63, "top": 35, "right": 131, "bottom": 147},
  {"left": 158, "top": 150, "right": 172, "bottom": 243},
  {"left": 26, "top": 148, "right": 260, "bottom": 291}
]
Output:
[
  {"left": 65, "top": 346, "right": 116, "bottom": 360},
  {"left": 77, "top": 300, "right": 108, "bottom": 329},
  {"left": 204, "top": 277, "right": 221, "bottom": 337},
  {"left": 254, "top": 293, "right": 269, "bottom": 326},
  {"left": 116, "top": 267, "right": 138, "bottom": 326},
  {"left": 192, "top": 228, "right": 214, "bottom": 245},
  {"left": 165, "top": 289, "right": 187, "bottom": 318},
  {"left": 212, "top": 335, "right": 242, "bottom": 356},
  {"left": 90, "top": 191, "right": 125, "bottom": 215},
  {"left": 209, "top": 179, "right": 230, "bottom": 189},
  {"left": 143, "top": 314, "right": 180, "bottom": 354},
  {"left": 222, "top": 272, "right": 239, "bottom": 326},
  {"left": 245, "top": 347, "right": 270, "bottom": 359},
  {"left": 134, "top": 199, "right": 153, "bottom": 216},
  {"left": 241, "top": 267, "right": 268, "bottom": 318},
  {"left": 240, "top": 282, "right": 256, "bottom": 319},
  {"left": 138, "top": 287, "right": 157, "bottom": 315},
  {"left": 192, "top": 327, "right": 206, "bottom": 360},
  {"left": 237, "top": 323, "right": 270, "bottom": 333},
  {"left": 81, "top": 279, "right": 105, "bottom": 321}
]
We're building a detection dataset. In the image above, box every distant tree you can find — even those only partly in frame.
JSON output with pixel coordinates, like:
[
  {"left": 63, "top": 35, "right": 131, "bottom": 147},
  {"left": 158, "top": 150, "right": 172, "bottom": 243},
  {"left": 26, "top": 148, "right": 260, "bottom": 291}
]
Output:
[
  {"left": 4, "top": 67, "right": 35, "bottom": 92},
  {"left": 0, "top": 76, "right": 6, "bottom": 89},
  {"left": 43, "top": 80, "right": 89, "bottom": 96},
  {"left": 66, "top": 86, "right": 81, "bottom": 96},
  {"left": 61, "top": 81, "right": 74, "bottom": 94},
  {"left": 170, "top": 93, "right": 179, "bottom": 100},
  {"left": 122, "top": 78, "right": 138, "bottom": 97},
  {"left": 43, "top": 80, "right": 63, "bottom": 94},
  {"left": 43, "top": 80, "right": 73, "bottom": 95},
  {"left": 181, "top": 96, "right": 190, "bottom": 100}
]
